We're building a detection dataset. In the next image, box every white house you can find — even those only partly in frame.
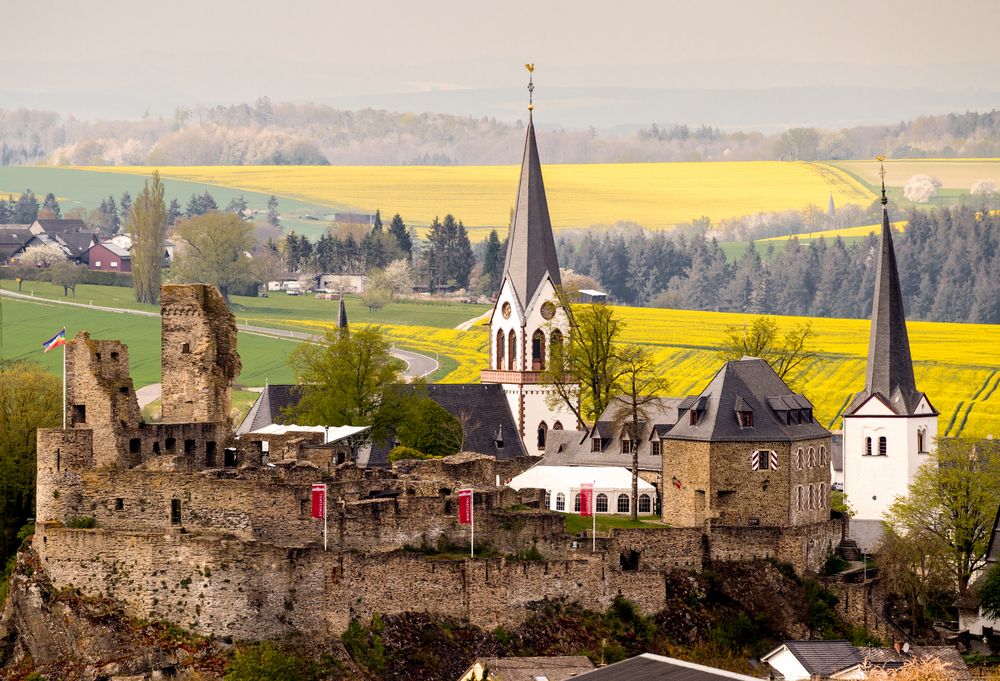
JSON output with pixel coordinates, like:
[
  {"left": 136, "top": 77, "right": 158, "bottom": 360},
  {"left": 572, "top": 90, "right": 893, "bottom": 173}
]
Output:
[
  {"left": 842, "top": 178, "right": 938, "bottom": 549},
  {"left": 479, "top": 109, "right": 578, "bottom": 454},
  {"left": 508, "top": 465, "right": 658, "bottom": 516}
]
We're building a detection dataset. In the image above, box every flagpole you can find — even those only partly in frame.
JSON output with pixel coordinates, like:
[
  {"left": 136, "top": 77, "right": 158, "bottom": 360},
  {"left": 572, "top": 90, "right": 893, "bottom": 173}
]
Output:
[
  {"left": 470, "top": 491, "right": 475, "bottom": 559},
  {"left": 62, "top": 337, "right": 66, "bottom": 429},
  {"left": 323, "top": 486, "right": 328, "bottom": 551},
  {"left": 592, "top": 482, "right": 596, "bottom": 553}
]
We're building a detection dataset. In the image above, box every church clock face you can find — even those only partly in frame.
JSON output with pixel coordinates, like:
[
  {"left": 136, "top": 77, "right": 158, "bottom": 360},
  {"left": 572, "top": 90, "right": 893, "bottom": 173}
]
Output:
[
  {"left": 501, "top": 302, "right": 512, "bottom": 319},
  {"left": 540, "top": 301, "right": 556, "bottom": 320}
]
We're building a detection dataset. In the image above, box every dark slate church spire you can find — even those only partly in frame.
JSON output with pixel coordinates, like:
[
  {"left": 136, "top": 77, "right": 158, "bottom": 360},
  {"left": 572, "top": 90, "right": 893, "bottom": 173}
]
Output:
[
  {"left": 854, "top": 160, "right": 921, "bottom": 415},
  {"left": 337, "top": 293, "right": 349, "bottom": 332},
  {"left": 502, "top": 64, "right": 561, "bottom": 308}
]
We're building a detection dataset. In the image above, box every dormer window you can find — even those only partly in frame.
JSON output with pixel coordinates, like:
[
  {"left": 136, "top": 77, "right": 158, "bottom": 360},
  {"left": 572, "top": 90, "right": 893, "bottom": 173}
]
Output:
[
  {"left": 621, "top": 439, "right": 636, "bottom": 454},
  {"left": 689, "top": 410, "right": 699, "bottom": 426},
  {"left": 738, "top": 411, "right": 753, "bottom": 428},
  {"left": 591, "top": 437, "right": 602, "bottom": 452}
]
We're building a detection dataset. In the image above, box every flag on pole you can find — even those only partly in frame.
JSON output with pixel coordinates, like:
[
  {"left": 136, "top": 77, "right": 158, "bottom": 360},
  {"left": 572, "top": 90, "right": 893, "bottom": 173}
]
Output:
[
  {"left": 458, "top": 489, "right": 473, "bottom": 525},
  {"left": 580, "top": 483, "right": 594, "bottom": 517},
  {"left": 311, "top": 483, "right": 326, "bottom": 519},
  {"left": 42, "top": 328, "right": 67, "bottom": 353}
]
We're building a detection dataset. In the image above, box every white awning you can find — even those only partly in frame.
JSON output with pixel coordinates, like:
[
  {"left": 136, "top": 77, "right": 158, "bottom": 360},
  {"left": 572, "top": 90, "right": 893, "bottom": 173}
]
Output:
[
  {"left": 509, "top": 465, "right": 654, "bottom": 492},
  {"left": 249, "top": 423, "right": 369, "bottom": 444}
]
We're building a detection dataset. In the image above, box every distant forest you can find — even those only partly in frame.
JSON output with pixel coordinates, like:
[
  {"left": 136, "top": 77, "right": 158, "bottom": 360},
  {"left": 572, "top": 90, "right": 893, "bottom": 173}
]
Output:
[
  {"left": 557, "top": 205, "right": 1000, "bottom": 325},
  {"left": 3, "top": 100, "right": 1000, "bottom": 165}
]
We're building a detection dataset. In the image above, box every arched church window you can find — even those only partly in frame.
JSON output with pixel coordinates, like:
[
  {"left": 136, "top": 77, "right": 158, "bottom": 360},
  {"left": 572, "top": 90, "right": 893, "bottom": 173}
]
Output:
[
  {"left": 508, "top": 330, "right": 516, "bottom": 370},
  {"left": 617, "top": 494, "right": 630, "bottom": 513},
  {"left": 917, "top": 429, "right": 926, "bottom": 453},
  {"left": 496, "top": 331, "right": 505, "bottom": 370},
  {"left": 555, "top": 493, "right": 565, "bottom": 511},
  {"left": 537, "top": 421, "right": 548, "bottom": 450},
  {"left": 531, "top": 329, "right": 546, "bottom": 370},
  {"left": 596, "top": 493, "right": 608, "bottom": 513},
  {"left": 553, "top": 421, "right": 564, "bottom": 430},
  {"left": 550, "top": 328, "right": 564, "bottom": 361},
  {"left": 864, "top": 437, "right": 872, "bottom": 456},
  {"left": 879, "top": 436, "right": 887, "bottom": 456}
]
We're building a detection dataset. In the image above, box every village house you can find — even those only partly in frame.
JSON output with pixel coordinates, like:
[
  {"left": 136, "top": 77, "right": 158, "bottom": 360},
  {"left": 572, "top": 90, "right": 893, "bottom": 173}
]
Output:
[{"left": 762, "top": 640, "right": 971, "bottom": 680}]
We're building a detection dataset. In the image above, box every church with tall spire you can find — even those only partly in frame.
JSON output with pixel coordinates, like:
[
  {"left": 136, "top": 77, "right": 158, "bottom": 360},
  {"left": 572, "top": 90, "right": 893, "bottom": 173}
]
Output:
[
  {"left": 842, "top": 161, "right": 938, "bottom": 536},
  {"left": 481, "top": 65, "right": 579, "bottom": 453}
]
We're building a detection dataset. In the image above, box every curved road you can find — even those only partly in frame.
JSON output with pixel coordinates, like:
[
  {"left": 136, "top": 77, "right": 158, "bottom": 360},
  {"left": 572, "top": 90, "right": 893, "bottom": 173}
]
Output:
[{"left": 0, "top": 288, "right": 439, "bottom": 386}]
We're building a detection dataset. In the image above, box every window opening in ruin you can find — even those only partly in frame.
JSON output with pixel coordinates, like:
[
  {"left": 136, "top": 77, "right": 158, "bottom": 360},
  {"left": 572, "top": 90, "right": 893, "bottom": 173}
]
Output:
[
  {"left": 820, "top": 445, "right": 827, "bottom": 465},
  {"left": 544, "top": 491, "right": 551, "bottom": 508},
  {"left": 864, "top": 437, "right": 872, "bottom": 456},
  {"left": 153, "top": 441, "right": 160, "bottom": 454},
  {"left": 111, "top": 351, "right": 119, "bottom": 360},
  {"left": 574, "top": 493, "right": 581, "bottom": 512},
  {"left": 808, "top": 484, "right": 816, "bottom": 510},
  {"left": 95, "top": 352, "right": 101, "bottom": 360},
  {"left": 115, "top": 498, "right": 124, "bottom": 511},
  {"left": 620, "top": 549, "right": 640, "bottom": 572},
  {"left": 181, "top": 342, "right": 191, "bottom": 354},
  {"left": 596, "top": 493, "right": 608, "bottom": 513},
  {"left": 807, "top": 447, "right": 815, "bottom": 467},
  {"left": 72, "top": 404, "right": 86, "bottom": 424},
  {"left": 129, "top": 438, "right": 141, "bottom": 454},
  {"left": 796, "top": 486, "right": 803, "bottom": 511},
  {"left": 651, "top": 440, "right": 661, "bottom": 457},
  {"left": 184, "top": 439, "right": 196, "bottom": 455},
  {"left": 531, "top": 329, "right": 545, "bottom": 370},
  {"left": 224, "top": 448, "right": 237, "bottom": 467},
  {"left": 617, "top": 494, "right": 630, "bottom": 513},
  {"left": 537, "top": 421, "right": 548, "bottom": 449},
  {"left": 638, "top": 494, "right": 651, "bottom": 513},
  {"left": 56, "top": 448, "right": 60, "bottom": 471},
  {"left": 206, "top": 441, "right": 217, "bottom": 467},
  {"left": 879, "top": 436, "right": 887, "bottom": 456},
  {"left": 795, "top": 448, "right": 803, "bottom": 469},
  {"left": 170, "top": 499, "right": 181, "bottom": 524},
  {"left": 165, "top": 437, "right": 176, "bottom": 452},
  {"left": 555, "top": 493, "right": 565, "bottom": 511},
  {"left": 119, "top": 386, "right": 129, "bottom": 395}
]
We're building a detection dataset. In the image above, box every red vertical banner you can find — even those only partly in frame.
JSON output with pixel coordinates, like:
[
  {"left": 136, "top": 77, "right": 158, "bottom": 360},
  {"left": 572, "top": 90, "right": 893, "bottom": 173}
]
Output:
[
  {"left": 580, "top": 483, "right": 594, "bottom": 517},
  {"left": 311, "top": 483, "right": 326, "bottom": 519},
  {"left": 458, "top": 488, "right": 473, "bottom": 525}
]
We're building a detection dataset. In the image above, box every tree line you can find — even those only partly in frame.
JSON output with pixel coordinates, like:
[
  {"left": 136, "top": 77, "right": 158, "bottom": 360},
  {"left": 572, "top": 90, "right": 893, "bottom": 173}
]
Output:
[
  {"left": 558, "top": 205, "right": 1000, "bottom": 324},
  {"left": 6, "top": 102, "right": 1000, "bottom": 166}
]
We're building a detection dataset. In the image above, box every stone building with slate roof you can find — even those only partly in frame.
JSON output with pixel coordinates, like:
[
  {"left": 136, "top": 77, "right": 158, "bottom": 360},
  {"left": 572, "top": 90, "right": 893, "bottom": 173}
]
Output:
[
  {"left": 661, "top": 357, "right": 832, "bottom": 529},
  {"left": 480, "top": 108, "right": 579, "bottom": 454},
  {"left": 842, "top": 172, "right": 938, "bottom": 539}
]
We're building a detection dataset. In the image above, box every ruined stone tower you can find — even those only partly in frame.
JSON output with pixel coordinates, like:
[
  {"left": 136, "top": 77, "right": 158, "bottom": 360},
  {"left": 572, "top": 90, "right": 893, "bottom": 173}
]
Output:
[{"left": 160, "top": 284, "right": 241, "bottom": 423}]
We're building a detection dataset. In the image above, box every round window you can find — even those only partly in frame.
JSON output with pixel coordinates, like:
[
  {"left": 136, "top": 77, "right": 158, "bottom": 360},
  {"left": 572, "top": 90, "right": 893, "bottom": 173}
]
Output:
[
  {"left": 501, "top": 302, "right": 512, "bottom": 319},
  {"left": 540, "top": 301, "right": 556, "bottom": 320}
]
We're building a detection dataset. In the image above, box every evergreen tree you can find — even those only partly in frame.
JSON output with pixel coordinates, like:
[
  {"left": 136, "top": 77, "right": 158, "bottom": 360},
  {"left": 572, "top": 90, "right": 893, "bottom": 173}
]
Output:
[
  {"left": 101, "top": 195, "right": 120, "bottom": 234},
  {"left": 119, "top": 191, "right": 132, "bottom": 226},
  {"left": 480, "top": 229, "right": 504, "bottom": 295},
  {"left": 41, "top": 192, "right": 60, "bottom": 218},
  {"left": 0, "top": 197, "right": 9, "bottom": 223},
  {"left": 267, "top": 195, "right": 280, "bottom": 227},
  {"left": 13, "top": 189, "right": 39, "bottom": 223},
  {"left": 388, "top": 213, "right": 412, "bottom": 255},
  {"left": 166, "top": 198, "right": 182, "bottom": 226},
  {"left": 226, "top": 195, "right": 249, "bottom": 218},
  {"left": 372, "top": 209, "right": 383, "bottom": 233}
]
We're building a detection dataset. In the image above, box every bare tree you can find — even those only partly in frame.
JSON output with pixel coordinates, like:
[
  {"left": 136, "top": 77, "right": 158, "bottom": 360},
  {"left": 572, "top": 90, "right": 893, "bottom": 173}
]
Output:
[
  {"left": 717, "top": 316, "right": 818, "bottom": 386},
  {"left": 611, "top": 344, "right": 668, "bottom": 520}
]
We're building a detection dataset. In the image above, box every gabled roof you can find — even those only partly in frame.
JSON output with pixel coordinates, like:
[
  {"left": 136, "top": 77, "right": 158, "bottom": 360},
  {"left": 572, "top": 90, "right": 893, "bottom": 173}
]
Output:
[
  {"left": 502, "top": 113, "right": 561, "bottom": 308},
  {"left": 58, "top": 231, "right": 99, "bottom": 258},
  {"left": 33, "top": 218, "right": 89, "bottom": 234},
  {"left": 763, "top": 640, "right": 862, "bottom": 677},
  {"left": 665, "top": 358, "right": 829, "bottom": 442},
  {"left": 575, "top": 653, "right": 758, "bottom": 680},
  {"left": 235, "top": 384, "right": 303, "bottom": 436},
  {"left": 846, "top": 203, "right": 928, "bottom": 417},
  {"left": 92, "top": 240, "right": 131, "bottom": 258},
  {"left": 464, "top": 655, "right": 594, "bottom": 681}
]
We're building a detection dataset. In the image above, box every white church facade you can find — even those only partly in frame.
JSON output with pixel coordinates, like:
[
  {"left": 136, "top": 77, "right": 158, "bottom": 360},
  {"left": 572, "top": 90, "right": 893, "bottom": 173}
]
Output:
[
  {"left": 841, "top": 170, "right": 938, "bottom": 547},
  {"left": 480, "top": 108, "right": 579, "bottom": 454}
]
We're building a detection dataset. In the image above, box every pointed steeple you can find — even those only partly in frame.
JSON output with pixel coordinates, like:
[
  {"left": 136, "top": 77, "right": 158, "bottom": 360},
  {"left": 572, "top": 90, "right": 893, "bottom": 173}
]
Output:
[
  {"left": 851, "top": 160, "right": 922, "bottom": 415},
  {"left": 502, "top": 66, "right": 561, "bottom": 308},
  {"left": 337, "top": 294, "right": 349, "bottom": 333}
]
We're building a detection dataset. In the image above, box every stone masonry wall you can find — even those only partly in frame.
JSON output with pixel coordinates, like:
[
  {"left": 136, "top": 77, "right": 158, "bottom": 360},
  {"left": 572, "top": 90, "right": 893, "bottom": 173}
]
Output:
[{"left": 160, "top": 284, "right": 240, "bottom": 423}]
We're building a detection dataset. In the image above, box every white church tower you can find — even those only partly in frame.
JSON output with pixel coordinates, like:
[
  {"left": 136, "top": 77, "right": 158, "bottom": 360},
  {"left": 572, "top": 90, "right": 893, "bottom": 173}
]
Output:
[
  {"left": 481, "top": 67, "right": 578, "bottom": 454},
  {"left": 842, "top": 163, "right": 938, "bottom": 542}
]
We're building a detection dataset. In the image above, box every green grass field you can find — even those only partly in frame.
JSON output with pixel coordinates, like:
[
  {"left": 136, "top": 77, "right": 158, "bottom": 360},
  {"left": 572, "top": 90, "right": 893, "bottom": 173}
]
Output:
[
  {"left": 0, "top": 295, "right": 298, "bottom": 386},
  {"left": 0, "top": 166, "right": 333, "bottom": 239},
  {"left": 563, "top": 514, "right": 664, "bottom": 535}
]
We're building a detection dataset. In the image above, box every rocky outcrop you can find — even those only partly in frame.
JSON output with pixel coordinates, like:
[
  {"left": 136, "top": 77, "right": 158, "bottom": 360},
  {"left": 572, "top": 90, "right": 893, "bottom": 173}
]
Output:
[{"left": 0, "top": 546, "right": 229, "bottom": 681}]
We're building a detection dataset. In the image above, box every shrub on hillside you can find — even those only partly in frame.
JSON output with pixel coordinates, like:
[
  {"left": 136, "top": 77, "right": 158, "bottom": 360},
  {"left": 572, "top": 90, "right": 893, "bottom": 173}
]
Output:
[
  {"left": 388, "top": 446, "right": 437, "bottom": 463},
  {"left": 903, "top": 174, "right": 942, "bottom": 203},
  {"left": 972, "top": 179, "right": 1000, "bottom": 195}
]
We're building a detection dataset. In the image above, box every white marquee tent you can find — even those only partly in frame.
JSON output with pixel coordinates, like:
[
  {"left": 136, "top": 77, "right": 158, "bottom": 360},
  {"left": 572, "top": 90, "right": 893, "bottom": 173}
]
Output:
[{"left": 508, "top": 465, "right": 658, "bottom": 516}]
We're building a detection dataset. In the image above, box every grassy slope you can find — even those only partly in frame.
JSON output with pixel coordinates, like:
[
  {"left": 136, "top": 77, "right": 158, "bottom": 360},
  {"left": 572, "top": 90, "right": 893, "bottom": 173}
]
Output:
[{"left": 0, "top": 166, "right": 332, "bottom": 239}]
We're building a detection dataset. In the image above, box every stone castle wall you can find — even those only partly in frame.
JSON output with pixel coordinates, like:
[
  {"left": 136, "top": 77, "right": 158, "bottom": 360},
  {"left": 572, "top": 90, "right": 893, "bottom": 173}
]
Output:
[{"left": 160, "top": 284, "right": 240, "bottom": 423}]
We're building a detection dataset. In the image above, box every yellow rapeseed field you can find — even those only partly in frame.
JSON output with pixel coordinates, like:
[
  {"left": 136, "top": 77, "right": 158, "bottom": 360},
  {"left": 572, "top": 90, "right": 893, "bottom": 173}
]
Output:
[
  {"left": 264, "top": 307, "right": 1000, "bottom": 440},
  {"left": 759, "top": 221, "right": 908, "bottom": 244},
  {"left": 833, "top": 158, "right": 1000, "bottom": 189},
  {"left": 79, "top": 162, "right": 873, "bottom": 238}
]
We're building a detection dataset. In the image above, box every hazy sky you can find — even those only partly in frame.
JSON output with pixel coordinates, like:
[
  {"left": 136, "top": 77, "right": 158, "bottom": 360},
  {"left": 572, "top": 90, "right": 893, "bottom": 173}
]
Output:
[{"left": 4, "top": 0, "right": 1000, "bottom": 123}]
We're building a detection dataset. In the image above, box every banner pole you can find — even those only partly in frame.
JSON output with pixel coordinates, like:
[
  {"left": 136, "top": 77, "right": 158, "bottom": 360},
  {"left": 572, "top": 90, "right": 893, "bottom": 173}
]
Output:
[
  {"left": 592, "top": 481, "right": 596, "bottom": 553},
  {"left": 470, "top": 491, "right": 475, "bottom": 558},
  {"left": 324, "top": 486, "right": 328, "bottom": 551},
  {"left": 62, "top": 339, "right": 67, "bottom": 430}
]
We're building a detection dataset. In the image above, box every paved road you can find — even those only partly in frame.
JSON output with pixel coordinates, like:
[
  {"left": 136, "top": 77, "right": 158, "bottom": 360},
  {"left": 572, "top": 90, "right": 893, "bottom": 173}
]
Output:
[{"left": 0, "top": 288, "right": 439, "bottom": 379}]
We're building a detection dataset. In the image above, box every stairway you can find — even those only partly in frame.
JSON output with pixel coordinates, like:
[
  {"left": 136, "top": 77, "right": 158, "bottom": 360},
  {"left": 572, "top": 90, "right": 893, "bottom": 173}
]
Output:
[{"left": 838, "top": 538, "right": 861, "bottom": 562}]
